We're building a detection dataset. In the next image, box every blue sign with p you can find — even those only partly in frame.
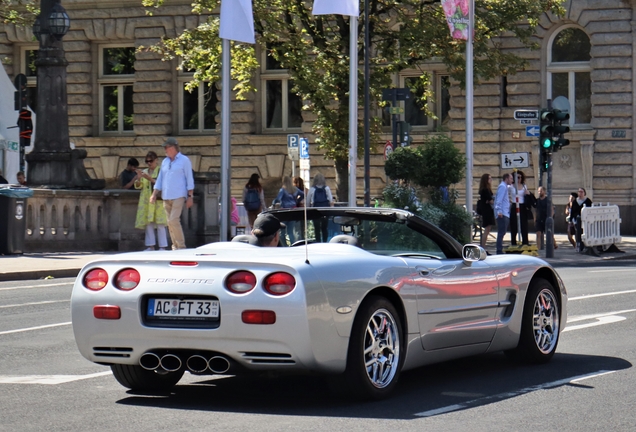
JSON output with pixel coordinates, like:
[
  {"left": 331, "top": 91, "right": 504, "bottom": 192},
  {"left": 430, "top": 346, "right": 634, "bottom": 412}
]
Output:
[{"left": 300, "top": 138, "right": 309, "bottom": 159}]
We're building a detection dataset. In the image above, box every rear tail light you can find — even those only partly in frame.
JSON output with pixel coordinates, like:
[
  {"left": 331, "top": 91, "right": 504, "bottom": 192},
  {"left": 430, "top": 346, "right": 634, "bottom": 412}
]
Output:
[
  {"left": 114, "top": 268, "right": 140, "bottom": 290},
  {"left": 93, "top": 305, "right": 121, "bottom": 320},
  {"left": 225, "top": 271, "right": 257, "bottom": 294},
  {"left": 263, "top": 272, "right": 296, "bottom": 296},
  {"left": 242, "top": 310, "right": 276, "bottom": 325},
  {"left": 83, "top": 268, "right": 108, "bottom": 291}
]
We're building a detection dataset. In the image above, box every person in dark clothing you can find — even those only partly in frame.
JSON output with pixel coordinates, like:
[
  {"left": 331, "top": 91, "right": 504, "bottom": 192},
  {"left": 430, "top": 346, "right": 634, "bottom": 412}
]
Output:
[
  {"left": 477, "top": 173, "right": 495, "bottom": 248},
  {"left": 570, "top": 187, "right": 593, "bottom": 252},
  {"left": 565, "top": 192, "right": 577, "bottom": 247},
  {"left": 0, "top": 169, "right": 8, "bottom": 184},
  {"left": 534, "top": 186, "right": 557, "bottom": 250},
  {"left": 120, "top": 157, "right": 140, "bottom": 189}
]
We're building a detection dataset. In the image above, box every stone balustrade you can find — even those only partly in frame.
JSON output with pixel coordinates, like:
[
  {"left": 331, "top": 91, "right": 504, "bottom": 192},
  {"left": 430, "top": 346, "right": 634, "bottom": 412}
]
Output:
[{"left": 23, "top": 172, "right": 220, "bottom": 253}]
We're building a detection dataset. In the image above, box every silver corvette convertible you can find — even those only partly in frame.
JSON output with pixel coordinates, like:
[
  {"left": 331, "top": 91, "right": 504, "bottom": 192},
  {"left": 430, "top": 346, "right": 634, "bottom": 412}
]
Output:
[{"left": 71, "top": 207, "right": 567, "bottom": 399}]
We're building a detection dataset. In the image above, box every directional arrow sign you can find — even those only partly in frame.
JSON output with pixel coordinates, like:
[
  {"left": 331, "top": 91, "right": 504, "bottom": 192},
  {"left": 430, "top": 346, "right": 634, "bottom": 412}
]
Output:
[
  {"left": 525, "top": 126, "right": 540, "bottom": 137},
  {"left": 514, "top": 110, "right": 539, "bottom": 120},
  {"left": 501, "top": 152, "right": 529, "bottom": 169}
]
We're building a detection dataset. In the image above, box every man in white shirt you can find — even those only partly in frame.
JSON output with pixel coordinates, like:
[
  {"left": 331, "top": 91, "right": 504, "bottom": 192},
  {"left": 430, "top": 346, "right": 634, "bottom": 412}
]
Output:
[
  {"left": 494, "top": 173, "right": 513, "bottom": 254},
  {"left": 150, "top": 137, "right": 194, "bottom": 249}
]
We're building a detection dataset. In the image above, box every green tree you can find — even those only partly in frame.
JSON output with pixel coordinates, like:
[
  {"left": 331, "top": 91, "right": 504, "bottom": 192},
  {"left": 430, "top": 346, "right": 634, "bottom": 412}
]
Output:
[
  {"left": 0, "top": 0, "right": 37, "bottom": 26},
  {"left": 143, "top": 0, "right": 564, "bottom": 199}
]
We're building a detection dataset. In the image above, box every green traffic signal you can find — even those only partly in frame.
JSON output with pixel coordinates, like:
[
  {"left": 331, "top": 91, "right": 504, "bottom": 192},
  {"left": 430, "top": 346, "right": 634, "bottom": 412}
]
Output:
[{"left": 541, "top": 137, "right": 553, "bottom": 149}]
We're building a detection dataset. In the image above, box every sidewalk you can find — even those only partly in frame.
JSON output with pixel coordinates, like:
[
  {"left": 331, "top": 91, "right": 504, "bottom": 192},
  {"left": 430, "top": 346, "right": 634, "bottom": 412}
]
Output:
[{"left": 1, "top": 236, "right": 636, "bottom": 282}]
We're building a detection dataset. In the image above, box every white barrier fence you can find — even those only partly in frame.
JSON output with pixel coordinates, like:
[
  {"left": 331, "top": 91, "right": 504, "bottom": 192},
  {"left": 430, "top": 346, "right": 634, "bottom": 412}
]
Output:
[{"left": 581, "top": 203, "right": 621, "bottom": 248}]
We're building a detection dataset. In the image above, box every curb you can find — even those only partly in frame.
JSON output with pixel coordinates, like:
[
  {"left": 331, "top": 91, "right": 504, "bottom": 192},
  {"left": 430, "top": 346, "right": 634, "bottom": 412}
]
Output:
[{"left": 0, "top": 268, "right": 81, "bottom": 283}]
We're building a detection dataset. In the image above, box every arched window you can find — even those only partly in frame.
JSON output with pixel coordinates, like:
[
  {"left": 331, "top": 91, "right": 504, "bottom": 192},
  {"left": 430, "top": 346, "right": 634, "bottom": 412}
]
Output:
[{"left": 547, "top": 27, "right": 591, "bottom": 127}]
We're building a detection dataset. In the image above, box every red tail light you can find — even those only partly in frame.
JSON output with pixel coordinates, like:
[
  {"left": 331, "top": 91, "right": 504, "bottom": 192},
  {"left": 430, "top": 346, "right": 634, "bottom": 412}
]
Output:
[
  {"left": 83, "top": 268, "right": 108, "bottom": 291},
  {"left": 114, "top": 268, "right": 140, "bottom": 290},
  {"left": 263, "top": 272, "right": 296, "bottom": 296},
  {"left": 225, "top": 271, "right": 257, "bottom": 294},
  {"left": 242, "top": 310, "right": 276, "bottom": 325},
  {"left": 93, "top": 305, "right": 121, "bottom": 320}
]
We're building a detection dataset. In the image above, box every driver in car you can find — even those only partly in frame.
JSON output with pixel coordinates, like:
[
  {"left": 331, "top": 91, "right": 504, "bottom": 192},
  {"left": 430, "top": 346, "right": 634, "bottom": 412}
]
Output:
[{"left": 252, "top": 213, "right": 286, "bottom": 247}]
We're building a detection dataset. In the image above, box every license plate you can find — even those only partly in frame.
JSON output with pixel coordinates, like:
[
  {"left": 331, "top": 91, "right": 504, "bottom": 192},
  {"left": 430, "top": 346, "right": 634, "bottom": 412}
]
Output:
[{"left": 147, "top": 299, "right": 219, "bottom": 318}]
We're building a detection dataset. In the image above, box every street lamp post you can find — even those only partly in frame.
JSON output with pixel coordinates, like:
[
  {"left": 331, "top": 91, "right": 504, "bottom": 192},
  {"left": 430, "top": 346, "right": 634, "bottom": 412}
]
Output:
[{"left": 26, "top": 0, "right": 103, "bottom": 189}]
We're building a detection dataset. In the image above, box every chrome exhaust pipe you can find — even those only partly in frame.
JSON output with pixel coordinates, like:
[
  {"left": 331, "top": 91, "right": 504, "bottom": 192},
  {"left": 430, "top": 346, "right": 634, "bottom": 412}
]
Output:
[
  {"left": 139, "top": 352, "right": 161, "bottom": 371},
  {"left": 208, "top": 356, "right": 231, "bottom": 374},
  {"left": 160, "top": 354, "right": 182, "bottom": 372},
  {"left": 186, "top": 355, "right": 208, "bottom": 373}
]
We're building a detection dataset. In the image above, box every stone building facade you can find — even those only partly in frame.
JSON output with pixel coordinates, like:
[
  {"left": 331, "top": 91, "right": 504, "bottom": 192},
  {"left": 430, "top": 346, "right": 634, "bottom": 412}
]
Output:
[{"left": 1, "top": 0, "right": 635, "bottom": 233}]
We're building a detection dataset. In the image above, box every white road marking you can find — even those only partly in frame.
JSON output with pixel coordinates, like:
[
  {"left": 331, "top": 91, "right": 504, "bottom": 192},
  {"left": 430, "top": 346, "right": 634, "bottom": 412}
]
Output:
[
  {"left": 569, "top": 289, "right": 636, "bottom": 301},
  {"left": 567, "top": 309, "right": 636, "bottom": 323},
  {"left": 0, "top": 371, "right": 112, "bottom": 385},
  {"left": 414, "top": 370, "right": 615, "bottom": 417},
  {"left": 0, "top": 322, "right": 71, "bottom": 336},
  {"left": 564, "top": 315, "right": 626, "bottom": 332},
  {"left": 0, "top": 300, "right": 68, "bottom": 309},
  {"left": 0, "top": 282, "right": 73, "bottom": 292}
]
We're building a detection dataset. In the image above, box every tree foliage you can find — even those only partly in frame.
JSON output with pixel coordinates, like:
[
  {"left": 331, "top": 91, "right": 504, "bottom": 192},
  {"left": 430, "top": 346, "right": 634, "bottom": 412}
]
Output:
[
  {"left": 0, "top": 0, "right": 37, "bottom": 26},
  {"left": 143, "top": 0, "right": 564, "bottom": 198}
]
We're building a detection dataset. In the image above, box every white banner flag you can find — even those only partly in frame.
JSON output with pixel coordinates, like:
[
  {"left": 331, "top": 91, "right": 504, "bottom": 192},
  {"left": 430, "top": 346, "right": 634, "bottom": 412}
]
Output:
[
  {"left": 219, "top": 0, "right": 255, "bottom": 44},
  {"left": 313, "top": 0, "right": 359, "bottom": 17}
]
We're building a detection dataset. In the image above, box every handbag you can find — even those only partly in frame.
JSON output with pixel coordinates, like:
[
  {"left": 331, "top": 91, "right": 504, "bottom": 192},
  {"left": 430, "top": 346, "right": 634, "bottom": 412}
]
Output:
[{"left": 524, "top": 191, "right": 537, "bottom": 210}]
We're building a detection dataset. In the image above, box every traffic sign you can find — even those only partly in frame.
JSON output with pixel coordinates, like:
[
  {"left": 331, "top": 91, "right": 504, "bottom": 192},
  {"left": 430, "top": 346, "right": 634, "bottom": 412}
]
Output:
[
  {"left": 501, "top": 152, "right": 529, "bottom": 168},
  {"left": 525, "top": 125, "right": 540, "bottom": 137},
  {"left": 287, "top": 134, "right": 299, "bottom": 148},
  {"left": 514, "top": 110, "right": 539, "bottom": 120},
  {"left": 383, "top": 141, "right": 393, "bottom": 160},
  {"left": 299, "top": 137, "right": 309, "bottom": 159},
  {"left": 519, "top": 120, "right": 536, "bottom": 125}
]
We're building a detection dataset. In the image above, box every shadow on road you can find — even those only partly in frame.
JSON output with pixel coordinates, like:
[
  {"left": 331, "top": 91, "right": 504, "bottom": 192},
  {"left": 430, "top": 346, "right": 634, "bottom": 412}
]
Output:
[{"left": 116, "top": 352, "right": 631, "bottom": 419}]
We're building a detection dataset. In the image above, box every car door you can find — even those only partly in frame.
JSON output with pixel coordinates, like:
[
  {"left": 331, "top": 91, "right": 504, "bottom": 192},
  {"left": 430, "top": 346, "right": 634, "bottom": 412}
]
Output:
[{"left": 402, "top": 256, "right": 500, "bottom": 351}]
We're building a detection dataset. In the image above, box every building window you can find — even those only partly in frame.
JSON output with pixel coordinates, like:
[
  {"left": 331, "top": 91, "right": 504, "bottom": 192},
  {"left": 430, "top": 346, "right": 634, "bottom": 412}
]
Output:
[
  {"left": 179, "top": 79, "right": 218, "bottom": 133},
  {"left": 19, "top": 47, "right": 38, "bottom": 113},
  {"left": 547, "top": 27, "right": 591, "bottom": 126},
  {"left": 261, "top": 48, "right": 303, "bottom": 131},
  {"left": 385, "top": 73, "right": 451, "bottom": 130},
  {"left": 99, "top": 46, "right": 135, "bottom": 133}
]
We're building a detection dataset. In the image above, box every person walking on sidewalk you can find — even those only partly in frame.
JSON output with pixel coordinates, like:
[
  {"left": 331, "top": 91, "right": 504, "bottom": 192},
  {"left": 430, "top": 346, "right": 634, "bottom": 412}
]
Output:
[
  {"left": 565, "top": 192, "right": 577, "bottom": 247},
  {"left": 509, "top": 170, "right": 533, "bottom": 246},
  {"left": 534, "top": 186, "right": 557, "bottom": 251},
  {"left": 134, "top": 151, "right": 168, "bottom": 251},
  {"left": 150, "top": 137, "right": 194, "bottom": 250},
  {"left": 477, "top": 173, "right": 495, "bottom": 248},
  {"left": 242, "top": 173, "right": 266, "bottom": 229},
  {"left": 571, "top": 187, "right": 592, "bottom": 252},
  {"left": 494, "top": 173, "right": 513, "bottom": 254}
]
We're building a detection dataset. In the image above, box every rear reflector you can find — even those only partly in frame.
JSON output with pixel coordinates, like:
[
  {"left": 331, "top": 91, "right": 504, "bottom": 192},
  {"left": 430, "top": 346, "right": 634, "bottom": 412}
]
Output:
[
  {"left": 93, "top": 305, "right": 121, "bottom": 320},
  {"left": 242, "top": 310, "right": 276, "bottom": 325},
  {"left": 170, "top": 261, "right": 199, "bottom": 267},
  {"left": 83, "top": 268, "right": 108, "bottom": 291}
]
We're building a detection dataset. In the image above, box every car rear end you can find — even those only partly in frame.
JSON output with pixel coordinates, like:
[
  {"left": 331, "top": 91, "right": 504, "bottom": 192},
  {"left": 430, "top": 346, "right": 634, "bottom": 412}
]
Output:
[{"left": 70, "top": 246, "right": 333, "bottom": 376}]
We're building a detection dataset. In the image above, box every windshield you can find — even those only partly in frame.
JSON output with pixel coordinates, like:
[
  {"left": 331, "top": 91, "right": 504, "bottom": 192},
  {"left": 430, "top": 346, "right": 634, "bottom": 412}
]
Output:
[{"left": 278, "top": 214, "right": 446, "bottom": 259}]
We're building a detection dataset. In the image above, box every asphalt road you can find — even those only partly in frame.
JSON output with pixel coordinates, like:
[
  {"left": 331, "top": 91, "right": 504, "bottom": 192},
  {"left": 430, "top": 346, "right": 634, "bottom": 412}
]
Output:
[{"left": 1, "top": 264, "right": 635, "bottom": 431}]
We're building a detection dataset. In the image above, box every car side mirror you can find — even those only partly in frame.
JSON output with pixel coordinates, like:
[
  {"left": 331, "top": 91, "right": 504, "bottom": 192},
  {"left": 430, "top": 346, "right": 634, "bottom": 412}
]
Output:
[{"left": 462, "top": 244, "right": 487, "bottom": 266}]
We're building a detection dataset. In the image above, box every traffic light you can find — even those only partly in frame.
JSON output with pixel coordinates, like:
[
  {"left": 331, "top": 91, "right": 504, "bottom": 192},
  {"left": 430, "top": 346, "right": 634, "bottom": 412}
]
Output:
[
  {"left": 18, "top": 109, "right": 33, "bottom": 147},
  {"left": 552, "top": 109, "right": 570, "bottom": 150},
  {"left": 539, "top": 108, "right": 554, "bottom": 153},
  {"left": 397, "top": 121, "right": 412, "bottom": 147},
  {"left": 14, "top": 73, "right": 27, "bottom": 111}
]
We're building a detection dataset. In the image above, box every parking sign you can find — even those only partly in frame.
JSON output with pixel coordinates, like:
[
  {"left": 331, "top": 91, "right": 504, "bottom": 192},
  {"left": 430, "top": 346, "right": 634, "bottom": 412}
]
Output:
[{"left": 299, "top": 138, "right": 309, "bottom": 159}]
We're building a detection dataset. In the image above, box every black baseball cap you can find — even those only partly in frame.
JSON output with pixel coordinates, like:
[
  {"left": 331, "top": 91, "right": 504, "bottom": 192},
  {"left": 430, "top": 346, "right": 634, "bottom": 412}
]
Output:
[{"left": 252, "top": 213, "right": 285, "bottom": 237}]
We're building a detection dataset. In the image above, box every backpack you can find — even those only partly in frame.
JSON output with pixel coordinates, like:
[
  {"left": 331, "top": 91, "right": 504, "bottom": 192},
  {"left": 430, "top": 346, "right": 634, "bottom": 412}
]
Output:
[
  {"left": 313, "top": 186, "right": 330, "bottom": 207},
  {"left": 244, "top": 188, "right": 261, "bottom": 211}
]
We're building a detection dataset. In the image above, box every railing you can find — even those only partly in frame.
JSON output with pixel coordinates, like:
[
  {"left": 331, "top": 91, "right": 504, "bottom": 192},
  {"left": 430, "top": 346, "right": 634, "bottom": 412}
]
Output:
[
  {"left": 22, "top": 172, "right": 221, "bottom": 253},
  {"left": 581, "top": 203, "right": 621, "bottom": 248}
]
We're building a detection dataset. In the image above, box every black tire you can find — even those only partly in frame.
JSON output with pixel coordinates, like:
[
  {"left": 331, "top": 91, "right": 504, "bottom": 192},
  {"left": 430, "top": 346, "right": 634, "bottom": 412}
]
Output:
[
  {"left": 111, "top": 364, "right": 184, "bottom": 391},
  {"left": 338, "top": 296, "right": 404, "bottom": 400},
  {"left": 506, "top": 277, "right": 561, "bottom": 364}
]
